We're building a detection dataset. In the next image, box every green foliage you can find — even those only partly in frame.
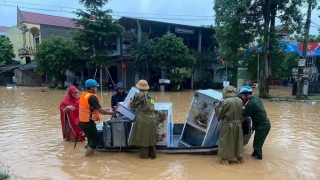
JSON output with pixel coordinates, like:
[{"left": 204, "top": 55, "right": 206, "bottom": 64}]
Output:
[
  {"left": 34, "top": 36, "right": 82, "bottom": 87},
  {"left": 0, "top": 171, "right": 9, "bottom": 180},
  {"left": 131, "top": 33, "right": 196, "bottom": 90},
  {"left": 131, "top": 26, "right": 158, "bottom": 79},
  {"left": 153, "top": 33, "right": 196, "bottom": 70},
  {"left": 213, "top": 0, "right": 304, "bottom": 97},
  {"left": 79, "top": 0, "right": 109, "bottom": 7},
  {"left": 0, "top": 37, "right": 15, "bottom": 66},
  {"left": 193, "top": 70, "right": 215, "bottom": 89},
  {"left": 72, "top": 0, "right": 125, "bottom": 68},
  {"left": 194, "top": 50, "right": 217, "bottom": 71},
  {"left": 294, "top": 30, "right": 320, "bottom": 43},
  {"left": 166, "top": 72, "right": 188, "bottom": 91}
]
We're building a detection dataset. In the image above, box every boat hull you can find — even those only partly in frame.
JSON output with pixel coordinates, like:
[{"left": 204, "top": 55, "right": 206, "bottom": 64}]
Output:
[{"left": 96, "top": 122, "right": 253, "bottom": 155}]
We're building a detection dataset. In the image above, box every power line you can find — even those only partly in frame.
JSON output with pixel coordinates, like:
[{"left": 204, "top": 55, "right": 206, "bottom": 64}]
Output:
[
  {"left": 0, "top": 4, "right": 216, "bottom": 21},
  {"left": 2, "top": 0, "right": 215, "bottom": 18}
]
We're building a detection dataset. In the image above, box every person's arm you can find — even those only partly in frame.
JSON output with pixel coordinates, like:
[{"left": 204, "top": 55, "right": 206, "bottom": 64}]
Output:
[
  {"left": 89, "top": 96, "right": 114, "bottom": 115},
  {"left": 218, "top": 101, "right": 229, "bottom": 119},
  {"left": 111, "top": 95, "right": 116, "bottom": 108},
  {"left": 63, "top": 105, "right": 75, "bottom": 113}
]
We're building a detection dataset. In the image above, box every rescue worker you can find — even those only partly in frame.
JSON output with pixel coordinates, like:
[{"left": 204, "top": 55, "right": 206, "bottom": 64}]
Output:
[
  {"left": 216, "top": 86, "right": 245, "bottom": 165},
  {"left": 129, "top": 80, "right": 157, "bottom": 159},
  {"left": 239, "top": 86, "right": 271, "bottom": 160},
  {"left": 111, "top": 82, "right": 127, "bottom": 108},
  {"left": 79, "top": 79, "right": 115, "bottom": 157}
]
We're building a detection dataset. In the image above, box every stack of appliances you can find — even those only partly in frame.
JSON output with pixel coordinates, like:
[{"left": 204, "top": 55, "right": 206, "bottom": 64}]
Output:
[{"left": 98, "top": 87, "right": 174, "bottom": 148}]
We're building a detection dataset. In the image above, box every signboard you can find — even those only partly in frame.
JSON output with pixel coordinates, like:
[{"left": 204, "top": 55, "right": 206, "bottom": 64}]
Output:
[
  {"left": 237, "top": 68, "right": 249, "bottom": 90},
  {"left": 298, "top": 59, "right": 306, "bottom": 67},
  {"left": 175, "top": 27, "right": 194, "bottom": 34}
]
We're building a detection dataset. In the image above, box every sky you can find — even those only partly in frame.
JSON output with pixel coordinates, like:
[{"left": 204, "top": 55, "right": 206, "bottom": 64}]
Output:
[{"left": 0, "top": 0, "right": 319, "bottom": 35}]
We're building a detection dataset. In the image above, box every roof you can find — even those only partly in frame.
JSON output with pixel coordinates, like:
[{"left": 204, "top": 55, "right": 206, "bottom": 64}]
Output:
[
  {"left": 20, "top": 10, "right": 78, "bottom": 29},
  {"left": 19, "top": 61, "right": 37, "bottom": 70},
  {"left": 0, "top": 26, "right": 10, "bottom": 32},
  {"left": 119, "top": 17, "right": 216, "bottom": 32}
]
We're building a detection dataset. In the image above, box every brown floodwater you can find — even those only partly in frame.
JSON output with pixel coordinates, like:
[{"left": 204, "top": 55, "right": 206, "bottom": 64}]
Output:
[{"left": 0, "top": 86, "right": 319, "bottom": 180}]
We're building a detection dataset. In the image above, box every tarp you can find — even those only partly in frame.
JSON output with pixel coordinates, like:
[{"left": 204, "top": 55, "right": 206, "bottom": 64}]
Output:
[
  {"left": 247, "top": 41, "right": 320, "bottom": 57},
  {"left": 298, "top": 42, "right": 320, "bottom": 57}
]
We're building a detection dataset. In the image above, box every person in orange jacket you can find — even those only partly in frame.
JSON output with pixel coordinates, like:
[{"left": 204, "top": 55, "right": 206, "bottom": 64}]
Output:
[{"left": 79, "top": 79, "right": 115, "bottom": 157}]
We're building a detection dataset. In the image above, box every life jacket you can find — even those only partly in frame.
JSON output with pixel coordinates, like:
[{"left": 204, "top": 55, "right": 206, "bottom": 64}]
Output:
[{"left": 79, "top": 91, "right": 101, "bottom": 122}]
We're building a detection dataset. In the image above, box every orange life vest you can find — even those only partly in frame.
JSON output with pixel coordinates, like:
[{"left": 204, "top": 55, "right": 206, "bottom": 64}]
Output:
[{"left": 79, "top": 91, "right": 101, "bottom": 122}]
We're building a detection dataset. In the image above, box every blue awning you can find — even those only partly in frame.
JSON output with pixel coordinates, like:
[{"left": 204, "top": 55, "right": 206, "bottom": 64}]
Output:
[{"left": 246, "top": 41, "right": 320, "bottom": 57}]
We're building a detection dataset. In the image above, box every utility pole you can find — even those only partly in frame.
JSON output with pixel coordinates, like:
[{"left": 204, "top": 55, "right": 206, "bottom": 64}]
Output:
[{"left": 297, "top": 0, "right": 313, "bottom": 98}]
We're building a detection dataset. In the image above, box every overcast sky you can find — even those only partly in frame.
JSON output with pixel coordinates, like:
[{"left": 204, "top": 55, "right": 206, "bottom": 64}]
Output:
[{"left": 0, "top": 0, "right": 319, "bottom": 35}]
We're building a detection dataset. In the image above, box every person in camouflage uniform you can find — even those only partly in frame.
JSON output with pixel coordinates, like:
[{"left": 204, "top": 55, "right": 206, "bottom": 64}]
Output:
[
  {"left": 216, "top": 86, "right": 245, "bottom": 165},
  {"left": 129, "top": 80, "right": 157, "bottom": 159},
  {"left": 239, "top": 86, "right": 271, "bottom": 160}
]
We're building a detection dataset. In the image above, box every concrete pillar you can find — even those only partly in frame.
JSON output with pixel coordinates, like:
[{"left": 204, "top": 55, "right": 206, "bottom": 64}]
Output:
[
  {"left": 167, "top": 26, "right": 171, "bottom": 34},
  {"left": 198, "top": 30, "right": 202, "bottom": 52},
  {"left": 137, "top": 23, "right": 142, "bottom": 43},
  {"left": 136, "top": 22, "right": 142, "bottom": 82}
]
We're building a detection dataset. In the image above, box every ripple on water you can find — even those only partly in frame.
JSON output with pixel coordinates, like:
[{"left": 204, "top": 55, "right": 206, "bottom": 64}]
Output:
[{"left": 0, "top": 87, "right": 320, "bottom": 180}]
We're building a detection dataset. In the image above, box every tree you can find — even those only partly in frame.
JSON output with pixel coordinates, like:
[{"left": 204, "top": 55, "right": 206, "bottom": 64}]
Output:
[
  {"left": 72, "top": 0, "right": 125, "bottom": 68},
  {"left": 34, "top": 36, "right": 83, "bottom": 88},
  {"left": 130, "top": 21, "right": 158, "bottom": 81},
  {"left": 0, "top": 37, "right": 15, "bottom": 66},
  {"left": 214, "top": 0, "right": 304, "bottom": 97},
  {"left": 153, "top": 33, "right": 195, "bottom": 70},
  {"left": 193, "top": 50, "right": 217, "bottom": 89},
  {"left": 132, "top": 33, "right": 196, "bottom": 90},
  {"left": 152, "top": 33, "right": 196, "bottom": 90}
]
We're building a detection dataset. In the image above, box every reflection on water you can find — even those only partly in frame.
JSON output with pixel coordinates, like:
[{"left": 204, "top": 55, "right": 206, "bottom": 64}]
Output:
[{"left": 0, "top": 86, "right": 319, "bottom": 180}]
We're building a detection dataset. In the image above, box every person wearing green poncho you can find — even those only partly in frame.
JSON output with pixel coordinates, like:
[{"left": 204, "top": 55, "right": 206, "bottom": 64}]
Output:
[
  {"left": 129, "top": 80, "right": 157, "bottom": 159},
  {"left": 239, "top": 86, "right": 271, "bottom": 160},
  {"left": 216, "top": 85, "right": 245, "bottom": 165}
]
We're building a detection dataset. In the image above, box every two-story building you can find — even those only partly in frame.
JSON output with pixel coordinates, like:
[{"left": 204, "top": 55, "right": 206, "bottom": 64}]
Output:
[
  {"left": 5, "top": 8, "right": 81, "bottom": 86},
  {"left": 112, "top": 17, "right": 224, "bottom": 90},
  {"left": 5, "top": 8, "right": 224, "bottom": 89}
]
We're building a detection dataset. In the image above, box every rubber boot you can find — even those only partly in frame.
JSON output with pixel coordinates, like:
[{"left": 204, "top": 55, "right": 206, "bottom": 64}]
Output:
[
  {"left": 85, "top": 147, "right": 94, "bottom": 157},
  {"left": 148, "top": 146, "right": 156, "bottom": 159}
]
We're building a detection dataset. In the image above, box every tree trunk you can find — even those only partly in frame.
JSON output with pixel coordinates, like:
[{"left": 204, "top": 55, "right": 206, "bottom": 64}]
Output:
[{"left": 260, "top": 0, "right": 271, "bottom": 98}]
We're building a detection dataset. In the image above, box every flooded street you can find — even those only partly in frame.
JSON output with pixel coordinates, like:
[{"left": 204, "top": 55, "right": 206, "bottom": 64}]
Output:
[{"left": 0, "top": 86, "right": 319, "bottom": 180}]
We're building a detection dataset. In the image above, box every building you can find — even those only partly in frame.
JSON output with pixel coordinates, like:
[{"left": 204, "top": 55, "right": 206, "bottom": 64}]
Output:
[
  {"left": 0, "top": 26, "right": 10, "bottom": 37},
  {"left": 112, "top": 17, "right": 223, "bottom": 90},
  {"left": 4, "top": 9, "right": 224, "bottom": 89},
  {"left": 4, "top": 8, "right": 82, "bottom": 86}
]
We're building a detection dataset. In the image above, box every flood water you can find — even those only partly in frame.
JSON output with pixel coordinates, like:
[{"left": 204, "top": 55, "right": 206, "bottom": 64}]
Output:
[{"left": 0, "top": 86, "right": 319, "bottom": 180}]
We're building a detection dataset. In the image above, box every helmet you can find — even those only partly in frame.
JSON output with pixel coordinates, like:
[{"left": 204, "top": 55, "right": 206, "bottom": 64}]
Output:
[
  {"left": 239, "top": 86, "right": 252, "bottom": 94},
  {"left": 116, "top": 82, "right": 124, "bottom": 89},
  {"left": 85, "top": 79, "right": 99, "bottom": 88}
]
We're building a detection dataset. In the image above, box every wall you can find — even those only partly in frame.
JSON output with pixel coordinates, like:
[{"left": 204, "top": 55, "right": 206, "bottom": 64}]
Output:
[
  {"left": 40, "top": 24, "right": 74, "bottom": 39},
  {"left": 14, "top": 69, "right": 44, "bottom": 86},
  {"left": 5, "top": 23, "right": 38, "bottom": 63},
  {"left": 5, "top": 26, "right": 24, "bottom": 61}
]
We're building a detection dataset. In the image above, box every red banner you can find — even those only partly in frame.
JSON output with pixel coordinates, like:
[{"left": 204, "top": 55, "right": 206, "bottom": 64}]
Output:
[{"left": 298, "top": 42, "right": 320, "bottom": 51}]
